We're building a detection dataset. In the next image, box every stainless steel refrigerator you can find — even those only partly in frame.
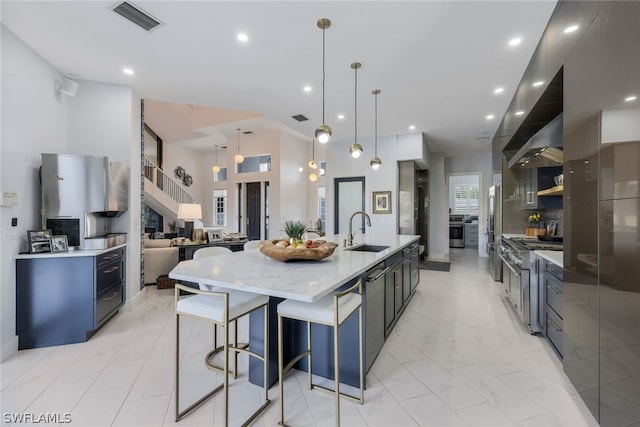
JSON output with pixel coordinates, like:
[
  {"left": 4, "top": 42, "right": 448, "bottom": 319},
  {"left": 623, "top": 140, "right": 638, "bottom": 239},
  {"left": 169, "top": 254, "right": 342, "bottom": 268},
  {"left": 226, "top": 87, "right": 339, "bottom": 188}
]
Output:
[{"left": 488, "top": 184, "right": 502, "bottom": 281}]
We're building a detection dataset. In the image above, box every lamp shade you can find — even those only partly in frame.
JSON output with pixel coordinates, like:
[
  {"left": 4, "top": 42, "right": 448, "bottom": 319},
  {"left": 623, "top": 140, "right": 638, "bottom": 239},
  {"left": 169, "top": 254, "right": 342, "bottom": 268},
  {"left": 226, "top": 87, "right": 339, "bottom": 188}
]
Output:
[{"left": 177, "top": 203, "right": 202, "bottom": 220}]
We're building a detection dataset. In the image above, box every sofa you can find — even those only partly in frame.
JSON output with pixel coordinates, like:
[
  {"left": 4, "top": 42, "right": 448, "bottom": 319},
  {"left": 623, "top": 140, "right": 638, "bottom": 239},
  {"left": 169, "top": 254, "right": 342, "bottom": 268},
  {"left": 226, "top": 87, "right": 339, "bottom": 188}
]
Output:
[{"left": 143, "top": 238, "right": 179, "bottom": 285}]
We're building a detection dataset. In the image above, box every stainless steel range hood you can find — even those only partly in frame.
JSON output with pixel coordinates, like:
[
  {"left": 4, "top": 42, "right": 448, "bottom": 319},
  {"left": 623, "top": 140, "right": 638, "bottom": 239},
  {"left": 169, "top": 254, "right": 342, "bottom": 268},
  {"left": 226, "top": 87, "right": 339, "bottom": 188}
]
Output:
[{"left": 508, "top": 113, "right": 563, "bottom": 169}]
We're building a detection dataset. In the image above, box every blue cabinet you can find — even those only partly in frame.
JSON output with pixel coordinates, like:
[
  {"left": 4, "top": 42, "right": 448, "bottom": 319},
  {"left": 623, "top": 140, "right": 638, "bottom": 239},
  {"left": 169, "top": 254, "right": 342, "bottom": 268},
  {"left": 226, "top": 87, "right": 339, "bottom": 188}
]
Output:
[{"left": 16, "top": 247, "right": 126, "bottom": 349}]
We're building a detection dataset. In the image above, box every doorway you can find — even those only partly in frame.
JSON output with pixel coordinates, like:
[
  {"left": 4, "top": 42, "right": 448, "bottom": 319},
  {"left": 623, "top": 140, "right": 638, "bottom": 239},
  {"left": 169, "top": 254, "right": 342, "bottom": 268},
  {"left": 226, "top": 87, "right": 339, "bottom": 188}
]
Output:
[
  {"left": 417, "top": 170, "right": 429, "bottom": 256},
  {"left": 245, "top": 182, "right": 261, "bottom": 240},
  {"left": 334, "top": 177, "right": 365, "bottom": 234}
]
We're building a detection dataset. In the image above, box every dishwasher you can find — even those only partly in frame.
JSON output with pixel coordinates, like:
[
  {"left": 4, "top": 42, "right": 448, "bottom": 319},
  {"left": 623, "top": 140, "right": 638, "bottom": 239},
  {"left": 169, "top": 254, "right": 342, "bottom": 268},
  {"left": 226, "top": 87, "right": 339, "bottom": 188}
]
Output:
[{"left": 365, "top": 262, "right": 388, "bottom": 372}]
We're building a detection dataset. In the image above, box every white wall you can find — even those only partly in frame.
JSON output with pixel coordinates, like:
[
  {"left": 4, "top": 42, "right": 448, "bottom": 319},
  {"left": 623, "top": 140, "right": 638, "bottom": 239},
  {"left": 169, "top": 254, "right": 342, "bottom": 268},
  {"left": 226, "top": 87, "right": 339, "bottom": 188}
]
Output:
[
  {"left": 0, "top": 25, "right": 142, "bottom": 360},
  {"left": 428, "top": 152, "right": 448, "bottom": 259},
  {"left": 1, "top": 25, "right": 69, "bottom": 359},
  {"left": 445, "top": 152, "right": 492, "bottom": 257}
]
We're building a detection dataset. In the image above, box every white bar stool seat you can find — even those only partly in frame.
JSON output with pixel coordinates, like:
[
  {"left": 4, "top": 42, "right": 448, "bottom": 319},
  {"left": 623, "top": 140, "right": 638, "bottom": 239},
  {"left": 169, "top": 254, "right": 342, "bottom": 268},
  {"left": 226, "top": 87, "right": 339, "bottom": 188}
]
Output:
[
  {"left": 277, "top": 279, "right": 364, "bottom": 427},
  {"left": 175, "top": 284, "right": 271, "bottom": 426}
]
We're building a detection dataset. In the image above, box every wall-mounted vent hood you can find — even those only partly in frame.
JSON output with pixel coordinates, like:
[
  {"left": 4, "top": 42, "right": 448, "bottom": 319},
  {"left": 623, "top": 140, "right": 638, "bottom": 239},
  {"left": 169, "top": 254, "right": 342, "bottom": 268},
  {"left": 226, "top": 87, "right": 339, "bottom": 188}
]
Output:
[{"left": 508, "top": 113, "right": 563, "bottom": 169}]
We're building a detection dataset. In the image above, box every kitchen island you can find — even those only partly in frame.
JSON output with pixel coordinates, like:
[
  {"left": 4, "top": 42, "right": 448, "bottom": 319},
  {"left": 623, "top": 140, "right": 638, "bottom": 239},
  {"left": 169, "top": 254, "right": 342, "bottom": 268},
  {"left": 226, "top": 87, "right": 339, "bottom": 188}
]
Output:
[{"left": 169, "top": 233, "right": 420, "bottom": 387}]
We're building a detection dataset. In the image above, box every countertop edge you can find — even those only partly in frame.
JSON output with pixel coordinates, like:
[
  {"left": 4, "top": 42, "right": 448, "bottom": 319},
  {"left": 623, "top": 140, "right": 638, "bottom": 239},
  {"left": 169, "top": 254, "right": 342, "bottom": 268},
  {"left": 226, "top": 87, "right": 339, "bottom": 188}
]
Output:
[
  {"left": 15, "top": 243, "right": 127, "bottom": 260},
  {"left": 534, "top": 250, "right": 563, "bottom": 267}
]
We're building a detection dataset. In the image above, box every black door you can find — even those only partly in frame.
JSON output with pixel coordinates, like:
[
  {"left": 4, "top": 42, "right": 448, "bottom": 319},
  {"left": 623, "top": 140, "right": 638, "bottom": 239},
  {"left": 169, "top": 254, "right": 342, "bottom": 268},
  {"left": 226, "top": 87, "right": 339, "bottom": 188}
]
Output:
[
  {"left": 246, "top": 182, "right": 261, "bottom": 240},
  {"left": 334, "top": 177, "right": 365, "bottom": 234}
]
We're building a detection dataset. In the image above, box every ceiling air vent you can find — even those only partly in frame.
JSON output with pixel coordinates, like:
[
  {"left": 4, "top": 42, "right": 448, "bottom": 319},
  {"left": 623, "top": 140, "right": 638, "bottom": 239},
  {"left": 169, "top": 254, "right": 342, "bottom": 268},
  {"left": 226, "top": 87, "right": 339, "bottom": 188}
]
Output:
[
  {"left": 112, "top": 2, "right": 163, "bottom": 32},
  {"left": 292, "top": 114, "right": 309, "bottom": 122},
  {"left": 242, "top": 131, "right": 253, "bottom": 135}
]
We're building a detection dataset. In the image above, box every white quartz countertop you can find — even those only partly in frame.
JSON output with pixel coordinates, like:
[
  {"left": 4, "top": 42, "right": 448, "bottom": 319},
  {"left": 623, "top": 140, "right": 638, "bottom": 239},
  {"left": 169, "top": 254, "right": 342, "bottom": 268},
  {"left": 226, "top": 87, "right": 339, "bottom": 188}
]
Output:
[
  {"left": 170, "top": 233, "right": 419, "bottom": 302},
  {"left": 15, "top": 244, "right": 127, "bottom": 259},
  {"left": 502, "top": 233, "right": 531, "bottom": 240},
  {"left": 534, "top": 250, "right": 563, "bottom": 267}
]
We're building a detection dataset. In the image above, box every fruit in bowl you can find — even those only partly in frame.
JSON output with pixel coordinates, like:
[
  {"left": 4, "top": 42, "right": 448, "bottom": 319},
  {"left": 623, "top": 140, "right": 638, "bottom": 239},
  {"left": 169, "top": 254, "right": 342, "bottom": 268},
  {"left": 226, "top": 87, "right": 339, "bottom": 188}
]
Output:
[{"left": 259, "top": 239, "right": 338, "bottom": 262}]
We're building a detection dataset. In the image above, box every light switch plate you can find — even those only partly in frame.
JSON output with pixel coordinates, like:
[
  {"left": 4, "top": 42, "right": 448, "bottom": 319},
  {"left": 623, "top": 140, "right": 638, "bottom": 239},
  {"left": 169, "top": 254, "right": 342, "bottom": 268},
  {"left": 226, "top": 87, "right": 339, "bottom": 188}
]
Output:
[
  {"left": 1, "top": 191, "right": 18, "bottom": 206},
  {"left": 3, "top": 226, "right": 17, "bottom": 240}
]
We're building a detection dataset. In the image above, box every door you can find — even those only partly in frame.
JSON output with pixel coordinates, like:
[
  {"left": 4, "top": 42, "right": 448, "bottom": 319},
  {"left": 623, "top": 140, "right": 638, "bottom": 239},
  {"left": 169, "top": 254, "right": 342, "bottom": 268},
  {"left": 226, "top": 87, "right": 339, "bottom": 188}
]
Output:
[
  {"left": 334, "top": 177, "right": 365, "bottom": 234},
  {"left": 246, "top": 182, "right": 261, "bottom": 240},
  {"left": 417, "top": 170, "right": 429, "bottom": 256}
]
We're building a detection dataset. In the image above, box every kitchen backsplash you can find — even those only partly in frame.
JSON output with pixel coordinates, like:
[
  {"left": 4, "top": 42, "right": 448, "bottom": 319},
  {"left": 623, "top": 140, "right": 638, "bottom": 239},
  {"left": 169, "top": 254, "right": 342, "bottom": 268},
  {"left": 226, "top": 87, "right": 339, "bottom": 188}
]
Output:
[{"left": 543, "top": 208, "right": 563, "bottom": 236}]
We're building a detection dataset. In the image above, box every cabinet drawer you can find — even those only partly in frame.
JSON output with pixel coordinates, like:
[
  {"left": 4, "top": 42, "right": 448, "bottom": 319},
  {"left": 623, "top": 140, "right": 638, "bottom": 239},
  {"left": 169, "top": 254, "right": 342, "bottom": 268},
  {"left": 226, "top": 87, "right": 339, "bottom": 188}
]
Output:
[
  {"left": 97, "top": 247, "right": 124, "bottom": 267},
  {"left": 545, "top": 307, "right": 563, "bottom": 358},
  {"left": 96, "top": 282, "right": 124, "bottom": 326},
  {"left": 545, "top": 274, "right": 563, "bottom": 318},
  {"left": 97, "top": 258, "right": 124, "bottom": 294}
]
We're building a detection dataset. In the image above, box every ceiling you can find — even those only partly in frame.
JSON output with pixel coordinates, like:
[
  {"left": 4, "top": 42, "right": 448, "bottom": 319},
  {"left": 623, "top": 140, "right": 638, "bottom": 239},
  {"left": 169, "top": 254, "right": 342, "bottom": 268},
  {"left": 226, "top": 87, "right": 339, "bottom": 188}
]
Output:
[{"left": 1, "top": 1, "right": 557, "bottom": 157}]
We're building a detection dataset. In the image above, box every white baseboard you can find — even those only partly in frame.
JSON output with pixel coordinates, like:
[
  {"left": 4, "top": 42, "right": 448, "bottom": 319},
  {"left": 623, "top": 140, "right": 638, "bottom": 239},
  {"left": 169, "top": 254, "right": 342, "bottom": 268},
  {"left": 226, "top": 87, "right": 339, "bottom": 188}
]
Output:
[
  {"left": 1, "top": 336, "right": 19, "bottom": 362},
  {"left": 124, "top": 286, "right": 147, "bottom": 311}
]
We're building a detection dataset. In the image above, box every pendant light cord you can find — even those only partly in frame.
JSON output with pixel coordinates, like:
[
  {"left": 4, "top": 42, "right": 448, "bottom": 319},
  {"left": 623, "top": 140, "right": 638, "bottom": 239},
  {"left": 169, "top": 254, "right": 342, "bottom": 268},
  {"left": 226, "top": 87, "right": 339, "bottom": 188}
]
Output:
[
  {"left": 236, "top": 129, "right": 240, "bottom": 154},
  {"left": 354, "top": 66, "right": 358, "bottom": 144},
  {"left": 321, "top": 27, "right": 326, "bottom": 125},
  {"left": 374, "top": 93, "right": 378, "bottom": 156}
]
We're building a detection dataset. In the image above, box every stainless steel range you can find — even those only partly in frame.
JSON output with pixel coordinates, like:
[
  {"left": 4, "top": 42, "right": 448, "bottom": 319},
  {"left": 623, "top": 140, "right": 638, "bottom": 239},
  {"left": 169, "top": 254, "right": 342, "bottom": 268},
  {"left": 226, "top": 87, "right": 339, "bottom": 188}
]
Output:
[{"left": 500, "top": 236, "right": 562, "bottom": 333}]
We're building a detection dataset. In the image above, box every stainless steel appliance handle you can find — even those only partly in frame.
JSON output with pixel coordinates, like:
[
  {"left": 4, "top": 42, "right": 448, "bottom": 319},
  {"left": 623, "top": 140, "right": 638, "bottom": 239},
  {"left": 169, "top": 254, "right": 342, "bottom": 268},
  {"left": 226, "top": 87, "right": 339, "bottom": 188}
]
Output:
[
  {"left": 547, "top": 317, "right": 562, "bottom": 332},
  {"left": 367, "top": 267, "right": 391, "bottom": 282},
  {"left": 103, "top": 266, "right": 119, "bottom": 274},
  {"left": 498, "top": 254, "right": 521, "bottom": 276},
  {"left": 548, "top": 285, "right": 562, "bottom": 295}
]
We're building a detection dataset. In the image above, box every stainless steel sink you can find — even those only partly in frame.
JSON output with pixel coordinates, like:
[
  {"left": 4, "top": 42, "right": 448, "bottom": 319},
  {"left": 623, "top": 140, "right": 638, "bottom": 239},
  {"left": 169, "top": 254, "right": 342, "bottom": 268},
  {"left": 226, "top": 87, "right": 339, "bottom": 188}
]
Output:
[{"left": 346, "top": 244, "right": 390, "bottom": 252}]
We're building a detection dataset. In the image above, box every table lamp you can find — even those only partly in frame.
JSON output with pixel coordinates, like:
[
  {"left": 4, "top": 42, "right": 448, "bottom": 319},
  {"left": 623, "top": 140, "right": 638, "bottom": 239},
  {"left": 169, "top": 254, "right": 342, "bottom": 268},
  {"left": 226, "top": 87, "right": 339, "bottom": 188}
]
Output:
[{"left": 177, "top": 203, "right": 202, "bottom": 241}]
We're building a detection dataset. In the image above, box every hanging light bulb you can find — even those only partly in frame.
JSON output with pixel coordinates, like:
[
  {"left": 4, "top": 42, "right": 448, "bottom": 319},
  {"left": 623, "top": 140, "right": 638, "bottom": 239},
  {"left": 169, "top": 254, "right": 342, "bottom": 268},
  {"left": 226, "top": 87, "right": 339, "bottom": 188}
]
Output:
[
  {"left": 315, "top": 19, "right": 332, "bottom": 144},
  {"left": 348, "top": 62, "right": 363, "bottom": 158},
  {"left": 309, "top": 138, "right": 319, "bottom": 181},
  {"left": 309, "top": 172, "right": 318, "bottom": 182},
  {"left": 308, "top": 160, "right": 318, "bottom": 169},
  {"left": 211, "top": 145, "right": 221, "bottom": 173},
  {"left": 234, "top": 128, "right": 244, "bottom": 164},
  {"left": 370, "top": 89, "right": 382, "bottom": 170}
]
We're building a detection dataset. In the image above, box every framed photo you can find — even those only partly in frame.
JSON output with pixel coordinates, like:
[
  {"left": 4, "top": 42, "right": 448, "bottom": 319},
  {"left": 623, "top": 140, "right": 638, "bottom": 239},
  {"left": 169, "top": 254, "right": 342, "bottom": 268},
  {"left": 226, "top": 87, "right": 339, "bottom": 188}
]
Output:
[
  {"left": 27, "top": 229, "right": 52, "bottom": 254},
  {"left": 372, "top": 191, "right": 392, "bottom": 214},
  {"left": 207, "top": 230, "right": 222, "bottom": 242},
  {"left": 51, "top": 235, "right": 69, "bottom": 253}
]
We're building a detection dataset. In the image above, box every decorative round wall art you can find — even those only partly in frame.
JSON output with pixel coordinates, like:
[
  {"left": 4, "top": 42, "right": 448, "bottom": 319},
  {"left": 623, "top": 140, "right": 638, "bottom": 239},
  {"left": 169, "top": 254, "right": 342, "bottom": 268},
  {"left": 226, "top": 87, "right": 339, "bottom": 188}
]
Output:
[
  {"left": 182, "top": 174, "right": 193, "bottom": 187},
  {"left": 174, "top": 166, "right": 185, "bottom": 179}
]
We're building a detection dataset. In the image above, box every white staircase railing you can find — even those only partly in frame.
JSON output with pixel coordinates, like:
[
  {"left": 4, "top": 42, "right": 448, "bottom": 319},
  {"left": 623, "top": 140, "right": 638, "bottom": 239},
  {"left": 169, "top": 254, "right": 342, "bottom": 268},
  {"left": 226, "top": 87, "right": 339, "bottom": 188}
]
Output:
[{"left": 143, "top": 158, "right": 195, "bottom": 204}]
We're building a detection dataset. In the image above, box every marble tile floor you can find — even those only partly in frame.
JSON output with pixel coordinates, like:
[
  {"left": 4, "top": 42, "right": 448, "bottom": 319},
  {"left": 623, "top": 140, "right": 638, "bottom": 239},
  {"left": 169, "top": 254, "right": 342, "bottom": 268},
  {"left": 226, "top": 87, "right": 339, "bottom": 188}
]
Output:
[{"left": 1, "top": 248, "right": 599, "bottom": 426}]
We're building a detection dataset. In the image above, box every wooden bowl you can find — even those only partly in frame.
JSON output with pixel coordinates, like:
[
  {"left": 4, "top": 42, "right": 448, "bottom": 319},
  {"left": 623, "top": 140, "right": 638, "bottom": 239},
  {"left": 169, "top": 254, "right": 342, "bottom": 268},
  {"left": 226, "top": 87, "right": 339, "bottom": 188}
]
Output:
[{"left": 259, "top": 239, "right": 338, "bottom": 262}]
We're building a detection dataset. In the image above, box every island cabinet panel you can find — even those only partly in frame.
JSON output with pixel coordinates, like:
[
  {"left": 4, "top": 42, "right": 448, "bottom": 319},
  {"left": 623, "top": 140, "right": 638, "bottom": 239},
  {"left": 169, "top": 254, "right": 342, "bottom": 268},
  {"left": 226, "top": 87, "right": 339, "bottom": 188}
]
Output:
[{"left": 16, "top": 247, "right": 126, "bottom": 349}]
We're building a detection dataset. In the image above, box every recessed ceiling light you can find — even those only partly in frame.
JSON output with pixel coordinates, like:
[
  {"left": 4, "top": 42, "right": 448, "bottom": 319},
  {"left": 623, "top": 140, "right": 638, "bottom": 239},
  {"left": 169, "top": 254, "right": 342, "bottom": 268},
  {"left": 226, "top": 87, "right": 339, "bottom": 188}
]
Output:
[
  {"left": 486, "top": 114, "right": 495, "bottom": 120},
  {"left": 409, "top": 125, "right": 416, "bottom": 130},
  {"left": 494, "top": 87, "right": 504, "bottom": 94},
  {"left": 564, "top": 25, "right": 579, "bottom": 34},
  {"left": 515, "top": 111, "right": 525, "bottom": 116},
  {"left": 237, "top": 33, "right": 249, "bottom": 42},
  {"left": 298, "top": 167, "right": 304, "bottom": 173},
  {"left": 508, "top": 37, "right": 522, "bottom": 47},
  {"left": 337, "top": 114, "right": 345, "bottom": 120},
  {"left": 625, "top": 95, "right": 637, "bottom": 102},
  {"left": 303, "top": 85, "right": 312, "bottom": 92},
  {"left": 122, "top": 68, "right": 134, "bottom": 75},
  {"left": 532, "top": 81, "right": 544, "bottom": 87}
]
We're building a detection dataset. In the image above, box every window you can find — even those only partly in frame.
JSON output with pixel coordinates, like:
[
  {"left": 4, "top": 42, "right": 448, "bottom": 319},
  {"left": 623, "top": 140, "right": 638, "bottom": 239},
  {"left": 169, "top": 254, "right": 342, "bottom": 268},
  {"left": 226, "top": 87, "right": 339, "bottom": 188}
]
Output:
[
  {"left": 237, "top": 154, "right": 271, "bottom": 174},
  {"left": 454, "top": 184, "right": 479, "bottom": 214},
  {"left": 213, "top": 189, "right": 227, "bottom": 227},
  {"left": 214, "top": 167, "right": 227, "bottom": 182},
  {"left": 317, "top": 186, "right": 326, "bottom": 229}
]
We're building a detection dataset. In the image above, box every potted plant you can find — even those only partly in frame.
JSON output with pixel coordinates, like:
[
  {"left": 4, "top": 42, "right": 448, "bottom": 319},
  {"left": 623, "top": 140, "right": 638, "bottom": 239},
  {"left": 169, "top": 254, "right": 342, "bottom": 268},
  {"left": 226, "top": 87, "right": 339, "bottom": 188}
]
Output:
[
  {"left": 526, "top": 212, "right": 545, "bottom": 236},
  {"left": 283, "top": 220, "right": 307, "bottom": 244},
  {"left": 165, "top": 221, "right": 179, "bottom": 239}
]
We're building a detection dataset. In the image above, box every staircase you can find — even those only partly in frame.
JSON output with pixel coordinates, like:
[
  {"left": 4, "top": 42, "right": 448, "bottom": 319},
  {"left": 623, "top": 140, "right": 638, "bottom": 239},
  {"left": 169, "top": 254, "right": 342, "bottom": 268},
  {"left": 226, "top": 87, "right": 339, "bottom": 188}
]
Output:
[{"left": 143, "top": 157, "right": 195, "bottom": 219}]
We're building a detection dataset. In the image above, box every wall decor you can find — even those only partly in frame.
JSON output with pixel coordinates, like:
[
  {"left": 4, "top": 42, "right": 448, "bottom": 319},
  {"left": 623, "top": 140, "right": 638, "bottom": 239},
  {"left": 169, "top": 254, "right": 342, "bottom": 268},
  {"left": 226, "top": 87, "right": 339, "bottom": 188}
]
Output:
[
  {"left": 182, "top": 174, "right": 193, "bottom": 187},
  {"left": 372, "top": 191, "right": 392, "bottom": 214},
  {"left": 174, "top": 166, "right": 185, "bottom": 179},
  {"left": 51, "top": 235, "right": 68, "bottom": 253},
  {"left": 27, "top": 229, "right": 52, "bottom": 253}
]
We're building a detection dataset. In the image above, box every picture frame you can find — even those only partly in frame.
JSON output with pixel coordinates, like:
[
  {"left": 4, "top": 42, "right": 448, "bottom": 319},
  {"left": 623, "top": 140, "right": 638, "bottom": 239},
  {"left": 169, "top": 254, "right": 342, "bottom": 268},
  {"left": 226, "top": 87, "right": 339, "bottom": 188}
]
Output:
[
  {"left": 27, "top": 229, "right": 53, "bottom": 254},
  {"left": 372, "top": 191, "right": 392, "bottom": 214},
  {"left": 207, "top": 230, "right": 222, "bottom": 242},
  {"left": 51, "top": 235, "right": 69, "bottom": 253}
]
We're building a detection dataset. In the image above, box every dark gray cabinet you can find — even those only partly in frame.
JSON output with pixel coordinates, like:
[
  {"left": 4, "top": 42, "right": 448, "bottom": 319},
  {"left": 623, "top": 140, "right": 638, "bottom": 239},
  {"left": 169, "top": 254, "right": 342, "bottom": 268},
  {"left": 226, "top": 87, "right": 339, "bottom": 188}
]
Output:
[
  {"left": 16, "top": 246, "right": 126, "bottom": 349},
  {"left": 365, "top": 263, "right": 387, "bottom": 372},
  {"left": 520, "top": 166, "right": 563, "bottom": 209},
  {"left": 538, "top": 258, "right": 564, "bottom": 359}
]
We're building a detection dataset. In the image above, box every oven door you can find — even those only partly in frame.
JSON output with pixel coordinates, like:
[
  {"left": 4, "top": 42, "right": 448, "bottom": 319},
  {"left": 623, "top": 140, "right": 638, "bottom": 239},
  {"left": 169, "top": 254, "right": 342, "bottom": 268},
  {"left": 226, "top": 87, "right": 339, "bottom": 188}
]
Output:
[
  {"left": 499, "top": 255, "right": 530, "bottom": 328},
  {"left": 449, "top": 224, "right": 464, "bottom": 248}
]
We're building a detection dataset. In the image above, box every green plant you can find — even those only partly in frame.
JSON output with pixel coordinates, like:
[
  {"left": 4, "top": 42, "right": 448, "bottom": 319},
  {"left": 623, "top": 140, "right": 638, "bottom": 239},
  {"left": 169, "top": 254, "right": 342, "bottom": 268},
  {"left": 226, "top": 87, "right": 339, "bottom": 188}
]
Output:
[
  {"left": 283, "top": 220, "right": 307, "bottom": 240},
  {"left": 528, "top": 212, "right": 541, "bottom": 224},
  {"left": 168, "top": 221, "right": 178, "bottom": 233}
]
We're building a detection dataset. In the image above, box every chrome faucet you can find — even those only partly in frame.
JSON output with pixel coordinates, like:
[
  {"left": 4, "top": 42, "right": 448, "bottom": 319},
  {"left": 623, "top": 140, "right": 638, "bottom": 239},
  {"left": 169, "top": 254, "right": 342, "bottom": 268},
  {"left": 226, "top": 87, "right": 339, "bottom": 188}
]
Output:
[{"left": 347, "top": 211, "right": 371, "bottom": 246}]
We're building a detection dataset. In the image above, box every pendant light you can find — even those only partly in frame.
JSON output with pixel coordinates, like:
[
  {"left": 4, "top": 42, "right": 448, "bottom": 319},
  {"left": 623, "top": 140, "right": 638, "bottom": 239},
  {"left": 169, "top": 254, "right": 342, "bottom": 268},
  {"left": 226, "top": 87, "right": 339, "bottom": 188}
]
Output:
[
  {"left": 309, "top": 138, "right": 318, "bottom": 182},
  {"left": 212, "top": 145, "right": 221, "bottom": 173},
  {"left": 370, "top": 90, "right": 382, "bottom": 169},
  {"left": 349, "top": 62, "right": 363, "bottom": 158},
  {"left": 315, "top": 18, "right": 332, "bottom": 144},
  {"left": 234, "top": 128, "right": 244, "bottom": 164}
]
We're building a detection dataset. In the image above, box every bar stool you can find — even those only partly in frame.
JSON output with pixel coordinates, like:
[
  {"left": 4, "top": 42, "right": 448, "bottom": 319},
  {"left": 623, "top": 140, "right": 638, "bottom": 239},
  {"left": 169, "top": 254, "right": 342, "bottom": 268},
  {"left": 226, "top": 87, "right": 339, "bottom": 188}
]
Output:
[
  {"left": 277, "top": 279, "right": 364, "bottom": 427},
  {"left": 175, "top": 284, "right": 271, "bottom": 426}
]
